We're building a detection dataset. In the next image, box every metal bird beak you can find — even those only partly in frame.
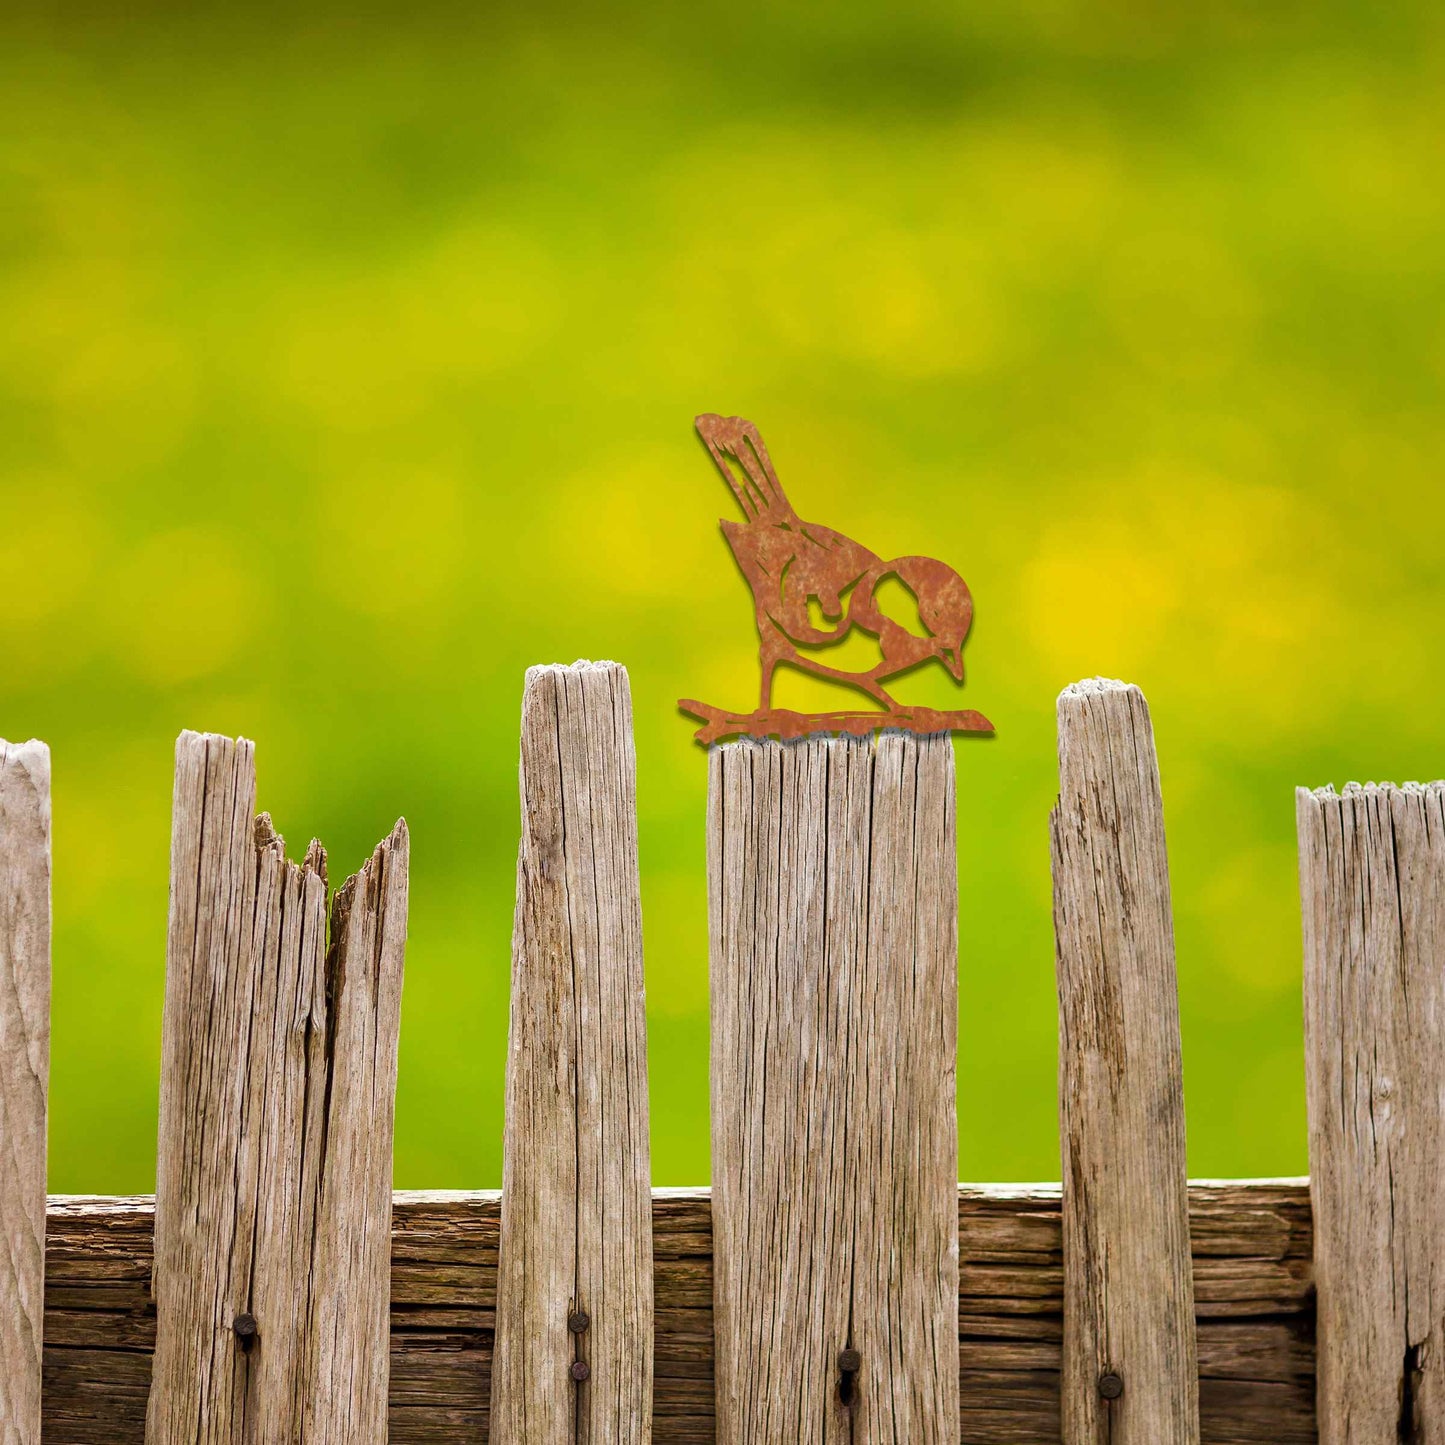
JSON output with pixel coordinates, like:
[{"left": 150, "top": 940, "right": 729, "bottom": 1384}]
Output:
[{"left": 941, "top": 646, "right": 964, "bottom": 683}]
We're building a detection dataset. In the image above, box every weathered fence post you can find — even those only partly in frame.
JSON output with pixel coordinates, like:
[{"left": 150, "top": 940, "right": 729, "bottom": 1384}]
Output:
[
  {"left": 1051, "top": 679, "right": 1199, "bottom": 1445},
  {"left": 146, "top": 731, "right": 407, "bottom": 1445},
  {"left": 492, "top": 662, "right": 653, "bottom": 1445},
  {"left": 0, "top": 741, "right": 49, "bottom": 1445},
  {"left": 1298, "top": 781, "right": 1445, "bottom": 1444},
  {"left": 709, "top": 732, "right": 959, "bottom": 1444}
]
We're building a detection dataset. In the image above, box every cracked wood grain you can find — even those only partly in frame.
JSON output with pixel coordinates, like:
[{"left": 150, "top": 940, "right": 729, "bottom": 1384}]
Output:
[
  {"left": 1298, "top": 782, "right": 1445, "bottom": 1445},
  {"left": 145, "top": 731, "right": 407, "bottom": 1445},
  {"left": 492, "top": 662, "right": 653, "bottom": 1445},
  {"left": 0, "top": 740, "right": 50, "bottom": 1445},
  {"left": 1051, "top": 680, "right": 1199, "bottom": 1445},
  {"left": 709, "top": 732, "right": 959, "bottom": 1445}
]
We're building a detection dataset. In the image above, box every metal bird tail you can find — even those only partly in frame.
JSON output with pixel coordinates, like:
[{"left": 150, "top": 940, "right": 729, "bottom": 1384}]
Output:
[{"left": 695, "top": 414, "right": 794, "bottom": 522}]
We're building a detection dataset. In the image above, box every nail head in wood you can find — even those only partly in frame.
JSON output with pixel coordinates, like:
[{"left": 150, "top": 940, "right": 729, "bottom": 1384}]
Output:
[
  {"left": 838, "top": 1348, "right": 862, "bottom": 1374},
  {"left": 568, "top": 1310, "right": 590, "bottom": 1335},
  {"left": 233, "top": 1313, "right": 258, "bottom": 1351},
  {"left": 1099, "top": 1371, "right": 1124, "bottom": 1400},
  {"left": 570, "top": 1360, "right": 590, "bottom": 1382}
]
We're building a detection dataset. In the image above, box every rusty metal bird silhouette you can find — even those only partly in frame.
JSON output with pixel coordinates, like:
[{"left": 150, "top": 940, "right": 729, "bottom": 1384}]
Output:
[{"left": 678, "top": 414, "right": 994, "bottom": 745}]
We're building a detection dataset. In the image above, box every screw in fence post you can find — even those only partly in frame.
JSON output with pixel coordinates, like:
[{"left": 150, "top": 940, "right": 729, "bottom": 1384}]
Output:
[
  {"left": 838, "top": 1347, "right": 862, "bottom": 1408},
  {"left": 570, "top": 1360, "right": 591, "bottom": 1382},
  {"left": 232, "top": 1313, "right": 259, "bottom": 1353},
  {"left": 568, "top": 1310, "right": 590, "bottom": 1334},
  {"left": 1098, "top": 1371, "right": 1124, "bottom": 1400}
]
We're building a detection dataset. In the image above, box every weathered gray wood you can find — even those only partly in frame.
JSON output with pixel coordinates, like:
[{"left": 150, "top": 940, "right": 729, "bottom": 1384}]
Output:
[
  {"left": 1298, "top": 782, "right": 1445, "bottom": 1444},
  {"left": 493, "top": 662, "right": 653, "bottom": 1445},
  {"left": 0, "top": 741, "right": 50, "bottom": 1445},
  {"left": 146, "top": 731, "right": 407, "bottom": 1445},
  {"left": 709, "top": 733, "right": 959, "bottom": 1444},
  {"left": 303, "top": 820, "right": 409, "bottom": 1441},
  {"left": 39, "top": 1182, "right": 1315, "bottom": 1443},
  {"left": 1051, "top": 679, "right": 1199, "bottom": 1445}
]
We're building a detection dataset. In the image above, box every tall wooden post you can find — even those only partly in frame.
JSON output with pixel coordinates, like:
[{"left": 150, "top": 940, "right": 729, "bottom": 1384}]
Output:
[
  {"left": 709, "top": 732, "right": 959, "bottom": 1444},
  {"left": 1051, "top": 679, "right": 1199, "bottom": 1445},
  {"left": 0, "top": 740, "right": 49, "bottom": 1445},
  {"left": 1299, "top": 781, "right": 1445, "bottom": 1444},
  {"left": 492, "top": 662, "right": 654, "bottom": 1445}
]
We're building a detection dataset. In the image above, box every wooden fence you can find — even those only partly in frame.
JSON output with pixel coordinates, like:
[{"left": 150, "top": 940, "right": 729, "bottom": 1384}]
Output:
[{"left": 0, "top": 664, "right": 1437, "bottom": 1443}]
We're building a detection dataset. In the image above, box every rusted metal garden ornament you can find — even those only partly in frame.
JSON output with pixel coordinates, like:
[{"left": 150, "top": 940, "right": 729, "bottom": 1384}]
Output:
[{"left": 679, "top": 414, "right": 994, "bottom": 745}]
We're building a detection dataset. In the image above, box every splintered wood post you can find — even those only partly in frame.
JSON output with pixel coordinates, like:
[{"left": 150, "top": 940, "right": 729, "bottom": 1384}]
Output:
[
  {"left": 146, "top": 731, "right": 407, "bottom": 1445},
  {"left": 709, "top": 733, "right": 959, "bottom": 1445},
  {"left": 301, "top": 823, "right": 409, "bottom": 1440},
  {"left": 0, "top": 741, "right": 50, "bottom": 1445},
  {"left": 1051, "top": 679, "right": 1199, "bottom": 1445},
  {"left": 493, "top": 662, "right": 653, "bottom": 1445},
  {"left": 1298, "top": 782, "right": 1445, "bottom": 1444}
]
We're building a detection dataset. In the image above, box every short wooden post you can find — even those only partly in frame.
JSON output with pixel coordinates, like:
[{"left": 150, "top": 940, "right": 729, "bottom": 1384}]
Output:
[
  {"left": 709, "top": 732, "right": 959, "bottom": 1445},
  {"left": 492, "top": 662, "right": 653, "bottom": 1445},
  {"left": 0, "top": 741, "right": 50, "bottom": 1445},
  {"left": 1298, "top": 782, "right": 1445, "bottom": 1444},
  {"left": 146, "top": 731, "right": 407, "bottom": 1445},
  {"left": 1050, "top": 679, "right": 1199, "bottom": 1445}
]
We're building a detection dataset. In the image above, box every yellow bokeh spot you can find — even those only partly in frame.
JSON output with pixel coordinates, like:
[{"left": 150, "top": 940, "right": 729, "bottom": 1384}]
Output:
[
  {"left": 548, "top": 449, "right": 719, "bottom": 606},
  {"left": 317, "top": 463, "right": 469, "bottom": 620},
  {"left": 103, "top": 529, "right": 268, "bottom": 685},
  {"left": 0, "top": 485, "right": 99, "bottom": 624},
  {"left": 276, "top": 222, "right": 563, "bottom": 431}
]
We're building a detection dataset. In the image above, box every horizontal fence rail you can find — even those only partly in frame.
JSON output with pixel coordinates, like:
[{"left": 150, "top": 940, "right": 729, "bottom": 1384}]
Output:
[{"left": 41, "top": 1182, "right": 1313, "bottom": 1444}]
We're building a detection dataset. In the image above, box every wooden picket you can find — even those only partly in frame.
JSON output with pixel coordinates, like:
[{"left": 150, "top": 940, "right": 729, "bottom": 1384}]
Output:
[
  {"left": 0, "top": 670, "right": 1439, "bottom": 1442},
  {"left": 492, "top": 661, "right": 653, "bottom": 1444},
  {"left": 0, "top": 740, "right": 50, "bottom": 1445},
  {"left": 1052, "top": 680, "right": 1199, "bottom": 1444},
  {"left": 146, "top": 732, "right": 407, "bottom": 1445},
  {"left": 709, "top": 732, "right": 958, "bottom": 1443},
  {"left": 1299, "top": 782, "right": 1445, "bottom": 1445}
]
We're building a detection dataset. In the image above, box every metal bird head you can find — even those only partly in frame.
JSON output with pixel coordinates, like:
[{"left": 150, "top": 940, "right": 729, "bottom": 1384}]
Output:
[{"left": 890, "top": 556, "right": 974, "bottom": 682}]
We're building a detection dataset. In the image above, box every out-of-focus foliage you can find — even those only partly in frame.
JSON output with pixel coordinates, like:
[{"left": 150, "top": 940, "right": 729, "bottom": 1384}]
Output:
[{"left": 3, "top": 0, "right": 1443, "bottom": 1191}]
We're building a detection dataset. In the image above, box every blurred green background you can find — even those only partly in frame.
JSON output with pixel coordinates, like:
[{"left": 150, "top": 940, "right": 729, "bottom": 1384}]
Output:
[{"left": 3, "top": 0, "right": 1443, "bottom": 1193}]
